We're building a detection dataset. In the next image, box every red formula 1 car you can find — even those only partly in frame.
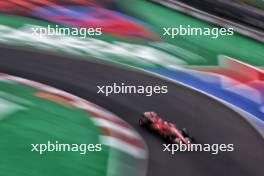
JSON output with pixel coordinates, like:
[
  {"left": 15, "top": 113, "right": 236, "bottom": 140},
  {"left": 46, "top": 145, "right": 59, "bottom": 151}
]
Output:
[{"left": 139, "top": 112, "right": 194, "bottom": 144}]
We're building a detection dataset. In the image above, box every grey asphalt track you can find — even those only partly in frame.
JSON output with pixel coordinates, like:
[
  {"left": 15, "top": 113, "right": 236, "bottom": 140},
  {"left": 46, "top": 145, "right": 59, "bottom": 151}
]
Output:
[{"left": 0, "top": 45, "right": 264, "bottom": 176}]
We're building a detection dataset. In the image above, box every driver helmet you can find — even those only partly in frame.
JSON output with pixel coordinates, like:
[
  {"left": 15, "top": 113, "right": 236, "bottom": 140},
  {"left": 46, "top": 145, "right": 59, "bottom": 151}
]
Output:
[{"left": 150, "top": 112, "right": 157, "bottom": 117}]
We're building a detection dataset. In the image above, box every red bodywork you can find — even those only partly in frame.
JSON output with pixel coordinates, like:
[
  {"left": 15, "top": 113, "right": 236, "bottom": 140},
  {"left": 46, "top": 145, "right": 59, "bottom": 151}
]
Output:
[{"left": 139, "top": 112, "right": 190, "bottom": 144}]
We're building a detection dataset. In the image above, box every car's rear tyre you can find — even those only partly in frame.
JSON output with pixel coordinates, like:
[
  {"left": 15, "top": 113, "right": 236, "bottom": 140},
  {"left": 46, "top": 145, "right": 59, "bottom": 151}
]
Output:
[
  {"left": 139, "top": 117, "right": 150, "bottom": 127},
  {"left": 181, "top": 128, "right": 189, "bottom": 137}
]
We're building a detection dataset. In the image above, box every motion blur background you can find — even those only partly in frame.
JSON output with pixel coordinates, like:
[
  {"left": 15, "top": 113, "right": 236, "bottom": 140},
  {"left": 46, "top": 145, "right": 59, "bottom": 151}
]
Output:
[{"left": 0, "top": 1, "right": 264, "bottom": 176}]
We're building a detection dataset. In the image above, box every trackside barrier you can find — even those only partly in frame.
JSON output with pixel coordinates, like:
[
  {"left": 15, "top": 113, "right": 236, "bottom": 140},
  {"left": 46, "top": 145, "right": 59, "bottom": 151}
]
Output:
[{"left": 219, "top": 55, "right": 264, "bottom": 82}]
